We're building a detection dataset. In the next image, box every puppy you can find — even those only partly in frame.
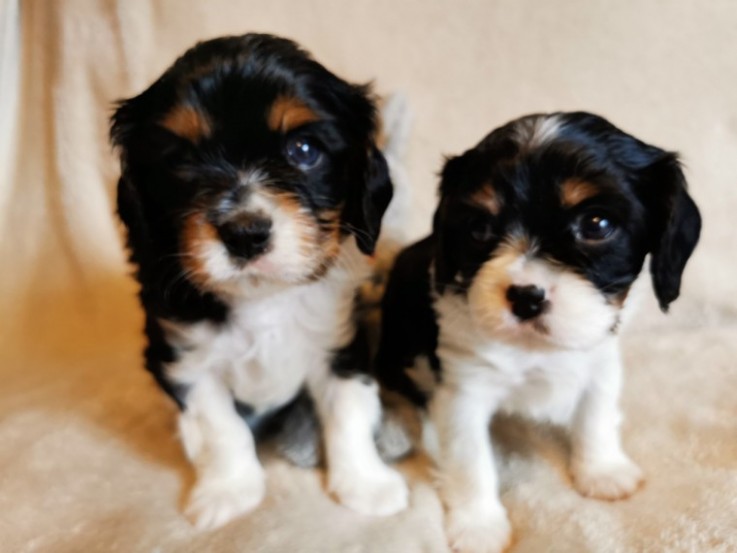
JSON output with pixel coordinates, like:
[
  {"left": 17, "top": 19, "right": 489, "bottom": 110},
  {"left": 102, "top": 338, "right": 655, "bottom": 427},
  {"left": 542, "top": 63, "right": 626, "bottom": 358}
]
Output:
[
  {"left": 376, "top": 112, "right": 701, "bottom": 552},
  {"left": 111, "top": 33, "right": 408, "bottom": 530}
]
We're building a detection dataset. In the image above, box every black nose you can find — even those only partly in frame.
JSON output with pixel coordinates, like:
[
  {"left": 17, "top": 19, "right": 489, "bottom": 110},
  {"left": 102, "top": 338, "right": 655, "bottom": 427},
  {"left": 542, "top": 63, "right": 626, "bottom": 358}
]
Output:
[
  {"left": 216, "top": 215, "right": 272, "bottom": 260},
  {"left": 506, "top": 285, "right": 547, "bottom": 321}
]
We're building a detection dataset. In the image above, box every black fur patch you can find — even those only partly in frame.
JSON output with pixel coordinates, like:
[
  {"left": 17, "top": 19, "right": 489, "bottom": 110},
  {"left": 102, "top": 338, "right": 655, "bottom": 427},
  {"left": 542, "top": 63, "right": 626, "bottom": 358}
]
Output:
[{"left": 375, "top": 237, "right": 440, "bottom": 406}]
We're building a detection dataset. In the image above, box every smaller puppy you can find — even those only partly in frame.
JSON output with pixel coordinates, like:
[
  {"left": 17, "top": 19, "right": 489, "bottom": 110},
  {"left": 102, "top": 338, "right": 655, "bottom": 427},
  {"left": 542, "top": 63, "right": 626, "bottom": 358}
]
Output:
[
  {"left": 376, "top": 112, "right": 701, "bottom": 553},
  {"left": 112, "top": 34, "right": 407, "bottom": 530}
]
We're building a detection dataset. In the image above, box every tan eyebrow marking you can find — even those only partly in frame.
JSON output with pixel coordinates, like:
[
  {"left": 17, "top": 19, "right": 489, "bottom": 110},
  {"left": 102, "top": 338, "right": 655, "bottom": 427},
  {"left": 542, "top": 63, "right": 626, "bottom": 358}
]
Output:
[
  {"left": 160, "top": 103, "right": 212, "bottom": 143},
  {"left": 469, "top": 182, "right": 501, "bottom": 215},
  {"left": 560, "top": 179, "right": 601, "bottom": 207},
  {"left": 267, "top": 95, "right": 320, "bottom": 133}
]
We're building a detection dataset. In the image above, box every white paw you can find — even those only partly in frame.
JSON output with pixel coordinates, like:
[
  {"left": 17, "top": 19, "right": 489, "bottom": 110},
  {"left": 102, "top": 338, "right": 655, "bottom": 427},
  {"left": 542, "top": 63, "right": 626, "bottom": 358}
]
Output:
[
  {"left": 185, "top": 473, "right": 265, "bottom": 531},
  {"left": 329, "top": 465, "right": 409, "bottom": 516},
  {"left": 572, "top": 456, "right": 644, "bottom": 501},
  {"left": 445, "top": 507, "right": 512, "bottom": 553}
]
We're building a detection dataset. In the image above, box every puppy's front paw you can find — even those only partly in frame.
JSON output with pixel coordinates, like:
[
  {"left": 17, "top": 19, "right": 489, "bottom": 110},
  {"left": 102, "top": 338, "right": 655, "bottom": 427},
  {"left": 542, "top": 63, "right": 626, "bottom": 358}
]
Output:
[
  {"left": 329, "top": 465, "right": 409, "bottom": 516},
  {"left": 185, "top": 472, "right": 265, "bottom": 531},
  {"left": 445, "top": 507, "right": 512, "bottom": 553},
  {"left": 572, "top": 457, "right": 644, "bottom": 500}
]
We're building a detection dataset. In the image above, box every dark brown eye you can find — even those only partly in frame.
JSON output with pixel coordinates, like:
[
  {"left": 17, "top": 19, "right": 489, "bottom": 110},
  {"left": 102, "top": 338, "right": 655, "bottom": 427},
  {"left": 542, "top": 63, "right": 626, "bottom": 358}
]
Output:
[
  {"left": 576, "top": 213, "right": 617, "bottom": 242},
  {"left": 285, "top": 135, "right": 322, "bottom": 170},
  {"left": 469, "top": 218, "right": 495, "bottom": 242}
]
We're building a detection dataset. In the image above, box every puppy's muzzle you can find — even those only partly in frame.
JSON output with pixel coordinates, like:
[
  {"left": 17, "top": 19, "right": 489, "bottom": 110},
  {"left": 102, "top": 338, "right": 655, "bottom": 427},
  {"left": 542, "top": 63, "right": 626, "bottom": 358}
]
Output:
[
  {"left": 216, "top": 213, "right": 272, "bottom": 261},
  {"left": 506, "top": 284, "right": 549, "bottom": 321}
]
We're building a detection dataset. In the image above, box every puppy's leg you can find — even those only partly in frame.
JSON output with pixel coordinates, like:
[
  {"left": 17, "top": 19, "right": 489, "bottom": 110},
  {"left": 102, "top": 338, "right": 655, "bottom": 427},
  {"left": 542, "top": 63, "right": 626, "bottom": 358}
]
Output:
[
  {"left": 570, "top": 343, "right": 644, "bottom": 500},
  {"left": 431, "top": 385, "right": 511, "bottom": 553},
  {"left": 311, "top": 374, "right": 409, "bottom": 516},
  {"left": 179, "top": 376, "right": 265, "bottom": 530}
]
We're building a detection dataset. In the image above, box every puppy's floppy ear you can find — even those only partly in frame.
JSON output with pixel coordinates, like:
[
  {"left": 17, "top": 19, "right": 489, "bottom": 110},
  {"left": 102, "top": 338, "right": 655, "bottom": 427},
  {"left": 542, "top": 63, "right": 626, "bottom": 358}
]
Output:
[
  {"left": 432, "top": 151, "right": 479, "bottom": 289},
  {"left": 116, "top": 174, "right": 154, "bottom": 270},
  {"left": 605, "top": 125, "right": 701, "bottom": 311},
  {"left": 344, "top": 143, "right": 393, "bottom": 255},
  {"left": 638, "top": 153, "right": 701, "bottom": 311},
  {"left": 110, "top": 92, "right": 170, "bottom": 271}
]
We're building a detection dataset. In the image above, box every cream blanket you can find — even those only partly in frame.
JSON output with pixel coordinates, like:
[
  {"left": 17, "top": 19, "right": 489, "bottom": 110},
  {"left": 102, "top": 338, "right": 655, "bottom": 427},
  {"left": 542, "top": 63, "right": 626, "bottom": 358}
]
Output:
[{"left": 1, "top": 1, "right": 735, "bottom": 551}]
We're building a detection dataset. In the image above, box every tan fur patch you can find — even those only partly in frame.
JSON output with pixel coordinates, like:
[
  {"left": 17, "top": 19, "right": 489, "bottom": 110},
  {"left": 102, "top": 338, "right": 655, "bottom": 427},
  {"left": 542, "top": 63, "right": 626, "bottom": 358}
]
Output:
[
  {"left": 314, "top": 207, "right": 343, "bottom": 276},
  {"left": 261, "top": 189, "right": 325, "bottom": 267},
  {"left": 469, "top": 182, "right": 501, "bottom": 215},
  {"left": 268, "top": 96, "right": 319, "bottom": 133},
  {"left": 561, "top": 179, "right": 600, "bottom": 208},
  {"left": 160, "top": 104, "right": 212, "bottom": 142},
  {"left": 505, "top": 234, "right": 533, "bottom": 256},
  {"left": 265, "top": 188, "right": 343, "bottom": 279},
  {"left": 608, "top": 286, "right": 631, "bottom": 309},
  {"left": 180, "top": 212, "right": 218, "bottom": 286}
]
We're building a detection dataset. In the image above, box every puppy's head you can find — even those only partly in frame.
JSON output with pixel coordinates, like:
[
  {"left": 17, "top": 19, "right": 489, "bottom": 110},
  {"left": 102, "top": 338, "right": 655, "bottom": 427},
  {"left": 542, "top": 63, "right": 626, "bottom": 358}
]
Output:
[
  {"left": 111, "top": 34, "right": 391, "bottom": 296},
  {"left": 434, "top": 113, "right": 701, "bottom": 349}
]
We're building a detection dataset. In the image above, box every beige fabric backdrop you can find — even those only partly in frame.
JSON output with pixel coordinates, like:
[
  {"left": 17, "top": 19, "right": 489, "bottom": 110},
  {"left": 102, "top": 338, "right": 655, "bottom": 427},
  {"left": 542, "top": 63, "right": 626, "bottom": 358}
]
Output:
[{"left": 1, "top": 1, "right": 736, "bottom": 552}]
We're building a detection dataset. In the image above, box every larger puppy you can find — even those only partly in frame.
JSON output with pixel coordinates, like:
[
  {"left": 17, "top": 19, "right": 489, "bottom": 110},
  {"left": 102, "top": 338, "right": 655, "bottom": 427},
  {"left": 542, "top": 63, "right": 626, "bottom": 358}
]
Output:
[
  {"left": 376, "top": 112, "right": 701, "bottom": 552},
  {"left": 111, "top": 34, "right": 407, "bottom": 530}
]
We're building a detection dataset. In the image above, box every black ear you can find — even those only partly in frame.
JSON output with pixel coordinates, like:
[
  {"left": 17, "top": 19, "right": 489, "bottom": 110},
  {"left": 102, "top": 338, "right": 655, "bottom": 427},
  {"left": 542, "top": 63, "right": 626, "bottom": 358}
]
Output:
[
  {"left": 432, "top": 154, "right": 467, "bottom": 289},
  {"left": 597, "top": 118, "right": 702, "bottom": 312},
  {"left": 639, "top": 154, "right": 702, "bottom": 311},
  {"left": 116, "top": 174, "right": 154, "bottom": 271},
  {"left": 432, "top": 150, "right": 486, "bottom": 289},
  {"left": 111, "top": 93, "right": 171, "bottom": 275},
  {"left": 344, "top": 144, "right": 393, "bottom": 255}
]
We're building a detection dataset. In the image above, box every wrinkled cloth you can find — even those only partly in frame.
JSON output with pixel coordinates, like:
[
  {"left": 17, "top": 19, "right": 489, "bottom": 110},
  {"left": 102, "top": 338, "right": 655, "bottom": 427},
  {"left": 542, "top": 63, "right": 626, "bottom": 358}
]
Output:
[{"left": 1, "top": 1, "right": 736, "bottom": 551}]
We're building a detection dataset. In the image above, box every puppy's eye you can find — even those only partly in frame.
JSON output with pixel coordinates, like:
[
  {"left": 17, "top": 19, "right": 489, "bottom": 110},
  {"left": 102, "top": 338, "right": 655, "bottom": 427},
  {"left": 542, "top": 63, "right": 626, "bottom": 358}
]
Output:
[
  {"left": 576, "top": 213, "right": 617, "bottom": 242},
  {"left": 469, "top": 218, "right": 495, "bottom": 243},
  {"left": 285, "top": 136, "right": 322, "bottom": 170}
]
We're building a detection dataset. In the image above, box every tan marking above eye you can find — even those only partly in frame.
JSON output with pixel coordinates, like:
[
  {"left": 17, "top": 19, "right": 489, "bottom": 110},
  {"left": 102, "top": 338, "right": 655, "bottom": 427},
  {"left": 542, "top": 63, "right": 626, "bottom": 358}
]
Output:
[
  {"left": 160, "top": 103, "right": 212, "bottom": 142},
  {"left": 267, "top": 95, "right": 320, "bottom": 133},
  {"left": 469, "top": 182, "right": 501, "bottom": 215},
  {"left": 560, "top": 179, "right": 601, "bottom": 207}
]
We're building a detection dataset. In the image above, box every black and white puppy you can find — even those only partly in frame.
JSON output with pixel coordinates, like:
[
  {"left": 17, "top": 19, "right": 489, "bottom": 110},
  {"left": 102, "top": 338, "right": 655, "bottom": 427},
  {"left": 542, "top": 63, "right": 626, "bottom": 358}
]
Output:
[
  {"left": 376, "top": 112, "right": 701, "bottom": 552},
  {"left": 111, "top": 34, "right": 408, "bottom": 530}
]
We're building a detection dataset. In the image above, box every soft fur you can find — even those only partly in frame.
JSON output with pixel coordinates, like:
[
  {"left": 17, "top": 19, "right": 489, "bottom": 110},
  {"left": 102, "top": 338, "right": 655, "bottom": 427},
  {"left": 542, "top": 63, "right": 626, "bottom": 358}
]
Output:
[
  {"left": 376, "top": 112, "right": 701, "bottom": 553},
  {"left": 111, "top": 33, "right": 407, "bottom": 530}
]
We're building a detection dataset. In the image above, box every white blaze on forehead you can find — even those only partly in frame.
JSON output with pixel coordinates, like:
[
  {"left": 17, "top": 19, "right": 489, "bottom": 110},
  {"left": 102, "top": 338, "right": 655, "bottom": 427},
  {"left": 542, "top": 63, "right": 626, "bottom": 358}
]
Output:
[
  {"left": 514, "top": 114, "right": 563, "bottom": 149},
  {"left": 237, "top": 167, "right": 270, "bottom": 188}
]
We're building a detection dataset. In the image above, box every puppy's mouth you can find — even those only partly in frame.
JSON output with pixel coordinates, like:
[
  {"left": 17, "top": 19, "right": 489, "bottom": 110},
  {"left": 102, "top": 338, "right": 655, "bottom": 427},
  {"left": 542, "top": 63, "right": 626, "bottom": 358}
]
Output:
[
  {"left": 529, "top": 317, "right": 551, "bottom": 335},
  {"left": 499, "top": 308, "right": 554, "bottom": 346}
]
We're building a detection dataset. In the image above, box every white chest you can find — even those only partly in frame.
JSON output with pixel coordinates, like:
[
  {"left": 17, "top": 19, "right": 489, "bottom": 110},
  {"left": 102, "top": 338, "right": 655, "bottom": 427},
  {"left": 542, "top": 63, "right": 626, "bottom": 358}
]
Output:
[
  {"left": 164, "top": 266, "right": 362, "bottom": 411},
  {"left": 435, "top": 293, "right": 609, "bottom": 423}
]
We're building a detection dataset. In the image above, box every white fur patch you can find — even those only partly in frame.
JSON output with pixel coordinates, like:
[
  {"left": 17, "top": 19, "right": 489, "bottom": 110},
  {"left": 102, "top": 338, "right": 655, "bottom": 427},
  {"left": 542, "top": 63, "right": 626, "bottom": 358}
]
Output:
[
  {"left": 427, "top": 247, "right": 644, "bottom": 551},
  {"left": 514, "top": 114, "right": 563, "bottom": 149},
  {"left": 314, "top": 376, "right": 408, "bottom": 516},
  {"left": 165, "top": 240, "right": 406, "bottom": 527}
]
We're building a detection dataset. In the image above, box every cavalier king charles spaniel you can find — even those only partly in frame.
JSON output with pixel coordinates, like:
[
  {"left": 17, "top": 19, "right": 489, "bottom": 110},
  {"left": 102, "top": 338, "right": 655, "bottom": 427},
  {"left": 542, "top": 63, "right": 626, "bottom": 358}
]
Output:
[
  {"left": 111, "top": 33, "right": 407, "bottom": 530},
  {"left": 376, "top": 112, "right": 701, "bottom": 552}
]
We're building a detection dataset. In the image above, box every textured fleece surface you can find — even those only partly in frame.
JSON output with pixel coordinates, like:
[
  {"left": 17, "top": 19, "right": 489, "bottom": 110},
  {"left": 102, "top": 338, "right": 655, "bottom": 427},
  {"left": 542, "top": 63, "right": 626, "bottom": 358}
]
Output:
[{"left": 1, "top": 1, "right": 736, "bottom": 552}]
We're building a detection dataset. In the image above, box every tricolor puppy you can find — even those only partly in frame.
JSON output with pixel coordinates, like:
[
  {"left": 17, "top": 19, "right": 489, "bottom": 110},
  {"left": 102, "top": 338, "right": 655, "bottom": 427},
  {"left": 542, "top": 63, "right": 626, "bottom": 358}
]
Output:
[
  {"left": 376, "top": 112, "right": 701, "bottom": 552},
  {"left": 111, "top": 34, "right": 407, "bottom": 530}
]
